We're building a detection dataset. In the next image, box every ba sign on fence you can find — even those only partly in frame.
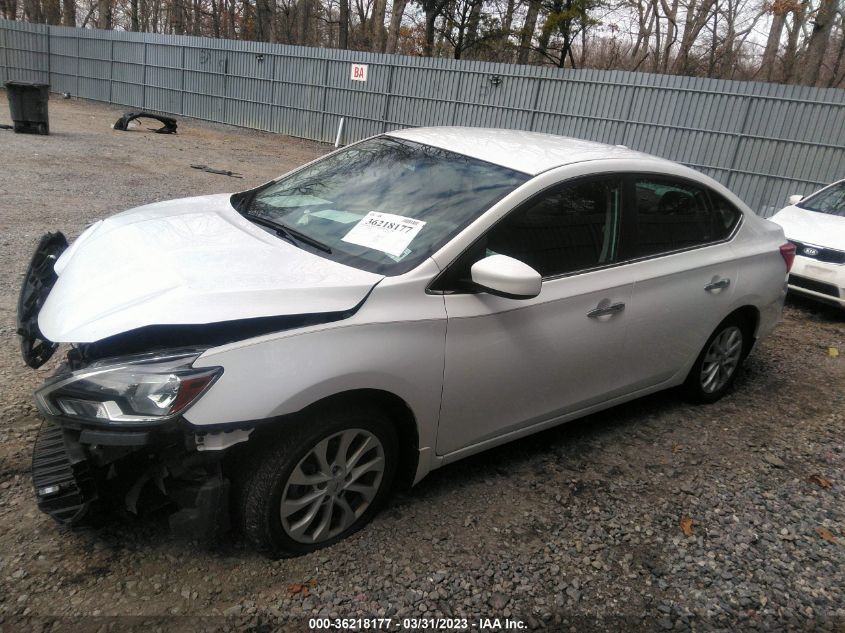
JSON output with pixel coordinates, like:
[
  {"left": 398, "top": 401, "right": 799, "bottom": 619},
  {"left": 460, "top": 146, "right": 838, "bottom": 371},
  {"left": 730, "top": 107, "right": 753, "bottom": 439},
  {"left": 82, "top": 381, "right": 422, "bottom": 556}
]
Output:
[{"left": 351, "top": 64, "right": 368, "bottom": 82}]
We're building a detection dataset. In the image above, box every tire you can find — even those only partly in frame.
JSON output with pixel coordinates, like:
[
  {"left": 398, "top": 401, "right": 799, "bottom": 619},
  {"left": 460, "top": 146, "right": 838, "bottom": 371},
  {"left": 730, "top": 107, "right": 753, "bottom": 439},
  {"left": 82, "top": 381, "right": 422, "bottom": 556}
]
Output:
[
  {"left": 682, "top": 314, "right": 753, "bottom": 404},
  {"left": 233, "top": 402, "right": 397, "bottom": 558}
]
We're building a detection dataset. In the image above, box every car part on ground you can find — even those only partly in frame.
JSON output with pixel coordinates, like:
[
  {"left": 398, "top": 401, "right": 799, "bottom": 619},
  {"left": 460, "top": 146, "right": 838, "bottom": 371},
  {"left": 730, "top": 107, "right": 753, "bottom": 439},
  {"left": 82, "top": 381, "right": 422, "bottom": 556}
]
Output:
[
  {"left": 112, "top": 111, "right": 177, "bottom": 134},
  {"left": 190, "top": 164, "right": 243, "bottom": 178}
]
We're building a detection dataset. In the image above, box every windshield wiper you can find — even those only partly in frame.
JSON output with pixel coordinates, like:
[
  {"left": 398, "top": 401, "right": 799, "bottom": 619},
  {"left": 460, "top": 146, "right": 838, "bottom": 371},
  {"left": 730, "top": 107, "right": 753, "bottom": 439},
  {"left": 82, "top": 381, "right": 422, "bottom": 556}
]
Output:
[{"left": 245, "top": 213, "right": 333, "bottom": 254}]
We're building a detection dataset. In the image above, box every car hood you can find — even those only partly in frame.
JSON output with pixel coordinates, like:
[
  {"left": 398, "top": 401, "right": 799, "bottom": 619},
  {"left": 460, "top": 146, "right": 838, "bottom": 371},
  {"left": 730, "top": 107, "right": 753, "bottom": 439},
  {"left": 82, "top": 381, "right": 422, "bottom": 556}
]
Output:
[
  {"left": 38, "top": 194, "right": 383, "bottom": 343},
  {"left": 769, "top": 205, "right": 845, "bottom": 247}
]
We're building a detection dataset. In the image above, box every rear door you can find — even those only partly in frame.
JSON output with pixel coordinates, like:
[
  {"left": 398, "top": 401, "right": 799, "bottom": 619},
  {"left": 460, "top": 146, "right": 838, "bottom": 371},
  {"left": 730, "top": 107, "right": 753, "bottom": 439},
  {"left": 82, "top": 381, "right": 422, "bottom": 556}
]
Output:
[{"left": 619, "top": 175, "right": 743, "bottom": 391}]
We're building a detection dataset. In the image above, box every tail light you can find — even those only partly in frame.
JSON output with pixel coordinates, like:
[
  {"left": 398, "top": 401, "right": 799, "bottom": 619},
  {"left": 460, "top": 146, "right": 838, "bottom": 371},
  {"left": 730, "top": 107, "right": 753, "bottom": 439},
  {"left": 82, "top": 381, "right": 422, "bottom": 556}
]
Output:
[{"left": 780, "top": 242, "right": 796, "bottom": 273}]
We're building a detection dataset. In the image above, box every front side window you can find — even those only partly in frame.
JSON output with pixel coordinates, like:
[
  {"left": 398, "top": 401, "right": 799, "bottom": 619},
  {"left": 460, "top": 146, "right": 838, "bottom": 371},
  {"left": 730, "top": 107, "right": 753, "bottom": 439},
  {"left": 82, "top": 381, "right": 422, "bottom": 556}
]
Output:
[
  {"left": 484, "top": 177, "right": 622, "bottom": 277},
  {"left": 236, "top": 136, "right": 529, "bottom": 275},
  {"left": 435, "top": 176, "right": 623, "bottom": 289},
  {"left": 633, "top": 177, "right": 740, "bottom": 258},
  {"left": 799, "top": 182, "right": 845, "bottom": 217}
]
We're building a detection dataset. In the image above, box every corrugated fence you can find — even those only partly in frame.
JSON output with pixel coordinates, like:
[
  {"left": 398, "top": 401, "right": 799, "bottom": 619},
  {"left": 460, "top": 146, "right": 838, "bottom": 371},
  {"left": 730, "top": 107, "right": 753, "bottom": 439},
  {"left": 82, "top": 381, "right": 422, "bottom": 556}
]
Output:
[{"left": 2, "top": 18, "right": 845, "bottom": 215}]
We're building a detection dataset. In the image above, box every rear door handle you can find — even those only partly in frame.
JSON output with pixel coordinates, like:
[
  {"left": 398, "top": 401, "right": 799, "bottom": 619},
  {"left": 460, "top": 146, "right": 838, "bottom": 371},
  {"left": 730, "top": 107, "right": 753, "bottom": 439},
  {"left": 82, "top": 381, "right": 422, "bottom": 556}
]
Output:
[
  {"left": 705, "top": 278, "right": 731, "bottom": 292},
  {"left": 587, "top": 302, "right": 626, "bottom": 318}
]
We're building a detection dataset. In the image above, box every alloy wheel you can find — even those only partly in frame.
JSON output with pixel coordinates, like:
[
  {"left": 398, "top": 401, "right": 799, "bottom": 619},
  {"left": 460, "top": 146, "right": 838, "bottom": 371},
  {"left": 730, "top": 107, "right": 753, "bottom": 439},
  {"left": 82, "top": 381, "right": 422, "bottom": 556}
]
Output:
[
  {"left": 699, "top": 325, "right": 743, "bottom": 394},
  {"left": 280, "top": 428, "right": 385, "bottom": 544}
]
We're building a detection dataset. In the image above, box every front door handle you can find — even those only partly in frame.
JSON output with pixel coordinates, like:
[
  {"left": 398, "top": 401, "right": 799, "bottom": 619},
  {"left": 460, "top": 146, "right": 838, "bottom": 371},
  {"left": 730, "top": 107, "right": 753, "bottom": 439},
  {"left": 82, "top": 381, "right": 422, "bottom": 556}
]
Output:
[
  {"left": 587, "top": 302, "right": 626, "bottom": 318},
  {"left": 705, "top": 278, "right": 731, "bottom": 292}
]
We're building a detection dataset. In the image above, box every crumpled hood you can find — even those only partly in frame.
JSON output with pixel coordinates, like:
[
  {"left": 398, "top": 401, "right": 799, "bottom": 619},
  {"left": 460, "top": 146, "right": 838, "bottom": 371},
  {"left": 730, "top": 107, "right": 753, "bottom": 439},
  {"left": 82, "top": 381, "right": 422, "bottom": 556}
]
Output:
[
  {"left": 39, "top": 194, "right": 383, "bottom": 343},
  {"left": 769, "top": 205, "right": 845, "bottom": 248}
]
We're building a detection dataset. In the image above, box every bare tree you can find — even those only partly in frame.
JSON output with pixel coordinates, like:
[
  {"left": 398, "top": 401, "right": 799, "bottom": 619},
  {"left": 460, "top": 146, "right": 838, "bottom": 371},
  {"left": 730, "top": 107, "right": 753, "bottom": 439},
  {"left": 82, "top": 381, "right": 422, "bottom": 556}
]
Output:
[{"left": 802, "top": 0, "right": 840, "bottom": 83}]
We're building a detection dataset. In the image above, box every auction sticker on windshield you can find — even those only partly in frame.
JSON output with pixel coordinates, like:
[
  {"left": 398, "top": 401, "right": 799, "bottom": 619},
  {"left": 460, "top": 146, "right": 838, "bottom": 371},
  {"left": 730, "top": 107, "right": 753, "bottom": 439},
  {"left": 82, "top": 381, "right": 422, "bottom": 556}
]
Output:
[{"left": 342, "top": 211, "right": 426, "bottom": 257}]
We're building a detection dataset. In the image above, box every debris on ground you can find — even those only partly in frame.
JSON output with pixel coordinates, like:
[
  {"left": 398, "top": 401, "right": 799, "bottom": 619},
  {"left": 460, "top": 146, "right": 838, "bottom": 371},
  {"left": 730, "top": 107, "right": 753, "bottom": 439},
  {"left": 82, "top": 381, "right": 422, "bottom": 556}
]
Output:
[
  {"left": 190, "top": 164, "right": 243, "bottom": 178},
  {"left": 113, "top": 111, "right": 178, "bottom": 134}
]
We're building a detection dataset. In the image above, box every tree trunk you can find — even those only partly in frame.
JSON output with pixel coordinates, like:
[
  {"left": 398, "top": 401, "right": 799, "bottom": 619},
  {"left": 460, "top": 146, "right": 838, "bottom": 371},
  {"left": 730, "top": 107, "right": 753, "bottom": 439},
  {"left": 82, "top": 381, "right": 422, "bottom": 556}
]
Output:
[
  {"left": 463, "top": 0, "right": 483, "bottom": 59},
  {"left": 43, "top": 0, "right": 60, "bottom": 23},
  {"left": 370, "top": 0, "right": 387, "bottom": 51},
  {"left": 23, "top": 0, "right": 43, "bottom": 22},
  {"left": 516, "top": 0, "right": 539, "bottom": 64},
  {"left": 96, "top": 0, "right": 112, "bottom": 28},
  {"left": 423, "top": 5, "right": 437, "bottom": 55},
  {"left": 782, "top": 2, "right": 807, "bottom": 82},
  {"left": 256, "top": 0, "right": 275, "bottom": 41},
  {"left": 760, "top": 10, "right": 786, "bottom": 80},
  {"left": 801, "top": 0, "right": 839, "bottom": 85},
  {"left": 60, "top": 0, "right": 74, "bottom": 24},
  {"left": 297, "top": 0, "right": 310, "bottom": 44},
  {"left": 339, "top": 0, "right": 349, "bottom": 48},
  {"left": 385, "top": 0, "right": 407, "bottom": 53},
  {"left": 227, "top": 0, "right": 236, "bottom": 37},
  {"left": 130, "top": 0, "right": 139, "bottom": 30}
]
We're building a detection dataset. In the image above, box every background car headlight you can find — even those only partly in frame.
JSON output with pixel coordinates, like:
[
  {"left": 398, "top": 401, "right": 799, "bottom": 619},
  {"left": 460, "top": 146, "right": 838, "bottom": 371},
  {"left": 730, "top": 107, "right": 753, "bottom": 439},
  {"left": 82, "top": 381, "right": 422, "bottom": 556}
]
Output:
[{"left": 35, "top": 350, "right": 222, "bottom": 424}]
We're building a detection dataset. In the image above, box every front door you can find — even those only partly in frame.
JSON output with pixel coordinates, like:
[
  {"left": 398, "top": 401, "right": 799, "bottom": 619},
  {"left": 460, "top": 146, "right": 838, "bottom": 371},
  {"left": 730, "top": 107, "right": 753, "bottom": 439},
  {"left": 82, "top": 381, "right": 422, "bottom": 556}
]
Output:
[{"left": 434, "top": 175, "right": 634, "bottom": 456}]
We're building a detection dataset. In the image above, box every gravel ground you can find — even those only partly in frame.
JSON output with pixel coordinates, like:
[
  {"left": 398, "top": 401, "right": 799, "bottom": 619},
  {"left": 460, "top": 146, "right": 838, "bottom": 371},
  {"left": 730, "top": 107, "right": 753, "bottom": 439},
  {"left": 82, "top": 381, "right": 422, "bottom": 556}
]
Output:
[{"left": 1, "top": 94, "right": 844, "bottom": 633}]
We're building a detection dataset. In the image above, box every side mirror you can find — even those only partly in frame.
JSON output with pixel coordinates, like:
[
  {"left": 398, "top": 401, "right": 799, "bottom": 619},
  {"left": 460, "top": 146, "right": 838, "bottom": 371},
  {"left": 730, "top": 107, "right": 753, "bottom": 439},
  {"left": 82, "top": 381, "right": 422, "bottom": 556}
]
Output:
[
  {"left": 788, "top": 194, "right": 804, "bottom": 205},
  {"left": 470, "top": 254, "right": 542, "bottom": 299}
]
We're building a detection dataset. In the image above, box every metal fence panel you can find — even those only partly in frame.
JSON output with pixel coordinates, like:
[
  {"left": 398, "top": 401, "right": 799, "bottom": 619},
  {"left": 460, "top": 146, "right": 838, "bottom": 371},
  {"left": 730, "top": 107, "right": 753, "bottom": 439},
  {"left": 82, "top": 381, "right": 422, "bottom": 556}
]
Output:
[{"left": 2, "top": 18, "right": 844, "bottom": 214}]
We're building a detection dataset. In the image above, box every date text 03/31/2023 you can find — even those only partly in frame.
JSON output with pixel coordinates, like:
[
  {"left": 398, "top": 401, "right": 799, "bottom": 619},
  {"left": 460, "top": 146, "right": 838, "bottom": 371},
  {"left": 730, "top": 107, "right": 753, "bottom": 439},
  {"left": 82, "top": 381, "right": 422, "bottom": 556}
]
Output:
[{"left": 308, "top": 617, "right": 527, "bottom": 630}]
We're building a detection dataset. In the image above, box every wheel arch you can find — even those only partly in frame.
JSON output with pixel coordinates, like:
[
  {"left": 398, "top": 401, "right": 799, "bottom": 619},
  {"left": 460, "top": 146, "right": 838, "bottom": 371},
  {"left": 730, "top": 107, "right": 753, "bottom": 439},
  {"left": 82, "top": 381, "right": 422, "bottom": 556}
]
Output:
[
  {"left": 725, "top": 304, "right": 760, "bottom": 346},
  {"left": 243, "top": 388, "right": 421, "bottom": 490}
]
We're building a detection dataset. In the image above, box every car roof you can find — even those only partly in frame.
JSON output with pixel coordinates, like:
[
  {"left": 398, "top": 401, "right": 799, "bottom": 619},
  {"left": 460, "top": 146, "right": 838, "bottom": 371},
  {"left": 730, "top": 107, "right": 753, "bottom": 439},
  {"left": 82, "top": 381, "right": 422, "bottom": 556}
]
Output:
[{"left": 386, "top": 126, "right": 663, "bottom": 176}]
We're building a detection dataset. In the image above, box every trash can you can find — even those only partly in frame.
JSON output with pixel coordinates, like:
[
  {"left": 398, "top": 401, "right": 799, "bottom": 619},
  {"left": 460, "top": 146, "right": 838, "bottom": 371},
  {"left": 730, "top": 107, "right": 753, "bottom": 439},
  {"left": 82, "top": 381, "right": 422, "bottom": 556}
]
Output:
[{"left": 4, "top": 81, "right": 50, "bottom": 135}]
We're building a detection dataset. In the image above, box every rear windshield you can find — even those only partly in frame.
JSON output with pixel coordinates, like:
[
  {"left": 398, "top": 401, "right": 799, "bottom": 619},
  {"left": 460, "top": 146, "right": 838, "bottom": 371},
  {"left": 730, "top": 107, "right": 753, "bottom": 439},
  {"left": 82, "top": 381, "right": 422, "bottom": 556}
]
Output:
[
  {"left": 238, "top": 136, "right": 529, "bottom": 275},
  {"left": 798, "top": 181, "right": 845, "bottom": 217}
]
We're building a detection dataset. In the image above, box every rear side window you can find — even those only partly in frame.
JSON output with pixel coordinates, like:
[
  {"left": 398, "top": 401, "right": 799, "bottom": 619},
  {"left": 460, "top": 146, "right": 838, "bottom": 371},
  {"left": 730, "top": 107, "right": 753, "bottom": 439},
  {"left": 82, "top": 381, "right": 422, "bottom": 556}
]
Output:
[
  {"left": 632, "top": 177, "right": 740, "bottom": 258},
  {"left": 798, "top": 182, "right": 845, "bottom": 217}
]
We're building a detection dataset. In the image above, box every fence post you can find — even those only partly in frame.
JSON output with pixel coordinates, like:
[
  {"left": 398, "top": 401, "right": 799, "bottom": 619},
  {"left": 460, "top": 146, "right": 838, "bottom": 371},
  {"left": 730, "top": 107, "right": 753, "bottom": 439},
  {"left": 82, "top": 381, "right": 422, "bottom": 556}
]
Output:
[
  {"left": 0, "top": 24, "right": 8, "bottom": 83},
  {"left": 46, "top": 25, "right": 51, "bottom": 86},
  {"left": 449, "top": 65, "right": 463, "bottom": 125},
  {"left": 619, "top": 83, "right": 638, "bottom": 146},
  {"left": 726, "top": 95, "right": 754, "bottom": 191},
  {"left": 527, "top": 75, "right": 543, "bottom": 131},
  {"left": 319, "top": 56, "right": 330, "bottom": 142},
  {"left": 381, "top": 61, "right": 394, "bottom": 132},
  {"left": 180, "top": 44, "right": 186, "bottom": 115},
  {"left": 141, "top": 41, "right": 147, "bottom": 109},
  {"left": 74, "top": 30, "right": 80, "bottom": 97},
  {"left": 108, "top": 39, "right": 114, "bottom": 103}
]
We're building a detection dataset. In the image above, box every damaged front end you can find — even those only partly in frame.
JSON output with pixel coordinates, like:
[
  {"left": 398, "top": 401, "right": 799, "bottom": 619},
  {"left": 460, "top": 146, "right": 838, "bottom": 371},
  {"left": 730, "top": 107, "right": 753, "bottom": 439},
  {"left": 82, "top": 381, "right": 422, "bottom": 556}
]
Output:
[
  {"left": 30, "top": 349, "right": 232, "bottom": 540},
  {"left": 17, "top": 231, "right": 67, "bottom": 369},
  {"left": 18, "top": 232, "right": 239, "bottom": 539}
]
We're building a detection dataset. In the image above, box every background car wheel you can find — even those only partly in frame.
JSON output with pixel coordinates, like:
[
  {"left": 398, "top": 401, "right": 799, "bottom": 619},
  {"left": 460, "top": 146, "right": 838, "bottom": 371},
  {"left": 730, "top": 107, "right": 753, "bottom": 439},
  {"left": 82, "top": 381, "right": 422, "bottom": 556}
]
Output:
[
  {"left": 683, "top": 315, "right": 753, "bottom": 404},
  {"left": 234, "top": 402, "right": 397, "bottom": 558}
]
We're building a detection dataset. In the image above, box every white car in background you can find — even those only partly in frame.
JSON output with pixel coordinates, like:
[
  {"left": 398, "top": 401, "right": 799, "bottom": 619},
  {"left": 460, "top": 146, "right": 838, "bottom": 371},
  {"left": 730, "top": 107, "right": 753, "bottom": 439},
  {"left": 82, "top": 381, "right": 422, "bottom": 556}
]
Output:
[
  {"left": 19, "top": 128, "right": 792, "bottom": 557},
  {"left": 769, "top": 178, "right": 845, "bottom": 309}
]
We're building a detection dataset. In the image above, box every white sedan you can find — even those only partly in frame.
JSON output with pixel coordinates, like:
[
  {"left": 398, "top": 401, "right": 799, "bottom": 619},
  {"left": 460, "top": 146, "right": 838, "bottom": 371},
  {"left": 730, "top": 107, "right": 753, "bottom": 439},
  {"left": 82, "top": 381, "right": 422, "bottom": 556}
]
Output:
[
  {"left": 769, "top": 178, "right": 845, "bottom": 308},
  {"left": 20, "top": 128, "right": 791, "bottom": 556}
]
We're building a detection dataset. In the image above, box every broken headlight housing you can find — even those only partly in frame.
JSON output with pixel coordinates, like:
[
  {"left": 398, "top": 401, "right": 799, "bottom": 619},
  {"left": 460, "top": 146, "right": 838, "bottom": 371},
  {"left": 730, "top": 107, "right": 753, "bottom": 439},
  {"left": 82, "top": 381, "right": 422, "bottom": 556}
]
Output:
[{"left": 35, "top": 350, "right": 222, "bottom": 425}]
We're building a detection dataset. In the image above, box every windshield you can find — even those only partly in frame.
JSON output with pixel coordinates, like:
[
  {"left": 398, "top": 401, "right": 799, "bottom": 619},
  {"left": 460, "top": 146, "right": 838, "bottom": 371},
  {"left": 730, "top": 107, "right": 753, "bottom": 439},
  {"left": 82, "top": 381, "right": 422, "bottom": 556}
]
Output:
[
  {"left": 798, "top": 181, "right": 845, "bottom": 217},
  {"left": 240, "top": 136, "right": 529, "bottom": 275}
]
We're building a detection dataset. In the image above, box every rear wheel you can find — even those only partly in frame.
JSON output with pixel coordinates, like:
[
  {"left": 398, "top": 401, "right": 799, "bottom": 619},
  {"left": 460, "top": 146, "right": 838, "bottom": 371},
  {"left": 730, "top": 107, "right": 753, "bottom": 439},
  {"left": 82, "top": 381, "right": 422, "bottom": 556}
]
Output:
[
  {"left": 234, "top": 403, "right": 397, "bottom": 557},
  {"left": 683, "top": 315, "right": 752, "bottom": 403}
]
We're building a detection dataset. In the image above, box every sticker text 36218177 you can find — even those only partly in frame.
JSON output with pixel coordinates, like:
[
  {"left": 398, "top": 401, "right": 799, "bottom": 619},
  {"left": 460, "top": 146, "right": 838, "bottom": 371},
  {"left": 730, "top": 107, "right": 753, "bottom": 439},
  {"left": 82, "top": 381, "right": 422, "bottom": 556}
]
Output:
[{"left": 341, "top": 211, "right": 426, "bottom": 257}]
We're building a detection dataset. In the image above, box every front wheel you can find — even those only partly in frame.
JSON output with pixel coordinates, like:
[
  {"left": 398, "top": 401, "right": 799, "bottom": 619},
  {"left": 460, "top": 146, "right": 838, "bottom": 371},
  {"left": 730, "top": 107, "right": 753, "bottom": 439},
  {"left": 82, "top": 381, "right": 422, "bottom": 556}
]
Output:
[
  {"left": 683, "top": 316, "right": 751, "bottom": 404},
  {"left": 234, "top": 403, "right": 397, "bottom": 558}
]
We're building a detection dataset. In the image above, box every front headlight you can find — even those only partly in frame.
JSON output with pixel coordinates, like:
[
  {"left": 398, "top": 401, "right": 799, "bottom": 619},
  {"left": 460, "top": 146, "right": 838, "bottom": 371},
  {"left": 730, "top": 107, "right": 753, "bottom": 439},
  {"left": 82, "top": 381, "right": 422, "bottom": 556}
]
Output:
[{"left": 36, "top": 350, "right": 222, "bottom": 424}]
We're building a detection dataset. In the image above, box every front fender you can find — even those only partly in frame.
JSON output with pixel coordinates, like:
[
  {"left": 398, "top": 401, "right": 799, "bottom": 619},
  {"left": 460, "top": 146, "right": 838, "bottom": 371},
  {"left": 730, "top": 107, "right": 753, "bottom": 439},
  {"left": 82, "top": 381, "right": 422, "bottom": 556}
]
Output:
[{"left": 184, "top": 319, "right": 446, "bottom": 454}]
